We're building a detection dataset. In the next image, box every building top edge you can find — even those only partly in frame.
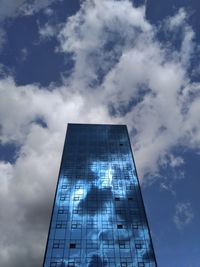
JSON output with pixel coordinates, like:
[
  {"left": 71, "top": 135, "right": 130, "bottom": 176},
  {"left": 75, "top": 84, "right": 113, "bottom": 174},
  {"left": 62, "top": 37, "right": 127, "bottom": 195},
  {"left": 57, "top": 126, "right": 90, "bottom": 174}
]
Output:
[{"left": 67, "top": 123, "right": 127, "bottom": 127}]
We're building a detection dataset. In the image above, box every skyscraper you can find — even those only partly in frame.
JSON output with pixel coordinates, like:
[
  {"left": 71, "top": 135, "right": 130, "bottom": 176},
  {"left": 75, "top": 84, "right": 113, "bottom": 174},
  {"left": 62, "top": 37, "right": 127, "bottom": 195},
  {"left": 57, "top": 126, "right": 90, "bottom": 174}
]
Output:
[{"left": 43, "top": 124, "right": 157, "bottom": 267}]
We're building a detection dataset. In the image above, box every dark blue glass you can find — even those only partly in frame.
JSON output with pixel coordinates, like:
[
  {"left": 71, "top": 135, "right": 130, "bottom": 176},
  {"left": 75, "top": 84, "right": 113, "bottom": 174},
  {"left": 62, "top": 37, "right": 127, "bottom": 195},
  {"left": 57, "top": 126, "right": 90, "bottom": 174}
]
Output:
[{"left": 43, "top": 124, "right": 157, "bottom": 267}]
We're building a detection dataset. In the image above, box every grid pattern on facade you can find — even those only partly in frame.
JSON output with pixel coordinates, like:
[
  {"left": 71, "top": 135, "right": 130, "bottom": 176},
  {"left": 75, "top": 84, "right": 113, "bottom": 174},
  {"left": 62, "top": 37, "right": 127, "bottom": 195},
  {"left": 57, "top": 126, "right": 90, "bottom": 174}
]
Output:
[{"left": 43, "top": 124, "right": 157, "bottom": 267}]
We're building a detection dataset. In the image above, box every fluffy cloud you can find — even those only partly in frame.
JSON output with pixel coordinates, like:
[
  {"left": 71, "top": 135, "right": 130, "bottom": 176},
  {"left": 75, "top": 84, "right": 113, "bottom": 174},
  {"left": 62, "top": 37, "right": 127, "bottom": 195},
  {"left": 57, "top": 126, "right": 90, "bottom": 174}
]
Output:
[
  {"left": 0, "top": 0, "right": 200, "bottom": 266},
  {"left": 39, "top": 23, "right": 57, "bottom": 39},
  {"left": 0, "top": 0, "right": 56, "bottom": 49},
  {"left": 0, "top": 78, "right": 115, "bottom": 143},
  {"left": 0, "top": 0, "right": 55, "bottom": 18},
  {"left": 58, "top": 0, "right": 199, "bottom": 176},
  {"left": 0, "top": 77, "right": 114, "bottom": 267}
]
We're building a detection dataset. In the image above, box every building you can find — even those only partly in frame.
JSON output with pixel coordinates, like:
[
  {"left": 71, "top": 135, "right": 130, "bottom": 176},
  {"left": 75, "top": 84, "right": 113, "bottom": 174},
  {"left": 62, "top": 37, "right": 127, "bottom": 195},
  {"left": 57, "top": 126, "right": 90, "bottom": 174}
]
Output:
[{"left": 43, "top": 124, "right": 157, "bottom": 267}]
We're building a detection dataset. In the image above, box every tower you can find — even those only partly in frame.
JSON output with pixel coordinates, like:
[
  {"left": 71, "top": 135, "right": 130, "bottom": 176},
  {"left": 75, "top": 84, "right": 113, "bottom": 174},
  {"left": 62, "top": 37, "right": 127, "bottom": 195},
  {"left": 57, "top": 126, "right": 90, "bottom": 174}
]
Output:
[{"left": 43, "top": 124, "right": 157, "bottom": 267}]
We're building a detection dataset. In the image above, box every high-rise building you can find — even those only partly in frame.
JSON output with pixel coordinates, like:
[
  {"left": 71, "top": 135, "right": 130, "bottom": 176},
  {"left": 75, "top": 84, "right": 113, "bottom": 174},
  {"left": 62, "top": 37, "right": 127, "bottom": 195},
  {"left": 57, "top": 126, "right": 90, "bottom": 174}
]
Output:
[{"left": 43, "top": 124, "right": 157, "bottom": 267}]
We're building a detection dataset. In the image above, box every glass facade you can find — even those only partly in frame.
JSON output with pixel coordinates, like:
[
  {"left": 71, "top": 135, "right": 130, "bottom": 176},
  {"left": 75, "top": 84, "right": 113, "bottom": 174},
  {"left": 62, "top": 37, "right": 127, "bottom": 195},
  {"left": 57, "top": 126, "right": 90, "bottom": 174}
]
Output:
[{"left": 43, "top": 124, "right": 157, "bottom": 267}]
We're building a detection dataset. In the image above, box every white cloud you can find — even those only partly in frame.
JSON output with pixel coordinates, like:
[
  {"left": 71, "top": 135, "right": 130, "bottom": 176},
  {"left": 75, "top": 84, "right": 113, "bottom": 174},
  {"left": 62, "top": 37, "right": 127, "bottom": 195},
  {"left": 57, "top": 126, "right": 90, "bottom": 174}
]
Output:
[
  {"left": 160, "top": 182, "right": 176, "bottom": 196},
  {"left": 18, "top": 0, "right": 57, "bottom": 16},
  {"left": 0, "top": 77, "right": 114, "bottom": 144},
  {"left": 159, "top": 153, "right": 184, "bottom": 169},
  {"left": 165, "top": 8, "right": 195, "bottom": 68},
  {"left": 0, "top": 0, "right": 57, "bottom": 49},
  {"left": 0, "top": 0, "right": 26, "bottom": 18},
  {"left": 0, "top": 1, "right": 200, "bottom": 266},
  {"left": 0, "top": 0, "right": 25, "bottom": 48},
  {"left": 57, "top": 0, "right": 200, "bottom": 176},
  {"left": 169, "top": 155, "right": 184, "bottom": 168},
  {"left": 38, "top": 23, "right": 58, "bottom": 40},
  {"left": 0, "top": 77, "right": 115, "bottom": 267},
  {"left": 167, "top": 8, "right": 187, "bottom": 29},
  {"left": 59, "top": 0, "right": 150, "bottom": 89},
  {"left": 173, "top": 202, "right": 194, "bottom": 229},
  {"left": 43, "top": 7, "right": 54, "bottom": 16}
]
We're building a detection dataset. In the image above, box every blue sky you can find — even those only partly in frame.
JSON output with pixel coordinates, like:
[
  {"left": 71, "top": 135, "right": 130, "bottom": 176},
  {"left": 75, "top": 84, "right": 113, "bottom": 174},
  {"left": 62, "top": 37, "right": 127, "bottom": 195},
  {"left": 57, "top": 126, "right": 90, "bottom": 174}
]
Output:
[{"left": 0, "top": 0, "right": 199, "bottom": 266}]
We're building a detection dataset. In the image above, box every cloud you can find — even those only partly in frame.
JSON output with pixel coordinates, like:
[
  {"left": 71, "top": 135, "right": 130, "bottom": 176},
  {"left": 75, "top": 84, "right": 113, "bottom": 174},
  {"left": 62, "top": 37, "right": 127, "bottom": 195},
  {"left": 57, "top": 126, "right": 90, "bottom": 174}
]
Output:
[
  {"left": 58, "top": 0, "right": 199, "bottom": 177},
  {"left": 173, "top": 202, "right": 194, "bottom": 229},
  {"left": 0, "top": 77, "right": 114, "bottom": 267},
  {"left": 167, "top": 7, "right": 187, "bottom": 29},
  {"left": 0, "top": 0, "right": 57, "bottom": 49},
  {"left": 0, "top": 77, "right": 113, "bottom": 144},
  {"left": 58, "top": 0, "right": 150, "bottom": 89},
  {"left": 20, "top": 0, "right": 56, "bottom": 15},
  {"left": 165, "top": 8, "right": 195, "bottom": 68},
  {"left": 20, "top": 47, "right": 28, "bottom": 61},
  {"left": 78, "top": 186, "right": 113, "bottom": 215},
  {"left": 0, "top": 0, "right": 24, "bottom": 48},
  {"left": 39, "top": 23, "right": 57, "bottom": 40},
  {"left": 0, "top": 0, "right": 200, "bottom": 266},
  {"left": 159, "top": 153, "right": 184, "bottom": 168}
]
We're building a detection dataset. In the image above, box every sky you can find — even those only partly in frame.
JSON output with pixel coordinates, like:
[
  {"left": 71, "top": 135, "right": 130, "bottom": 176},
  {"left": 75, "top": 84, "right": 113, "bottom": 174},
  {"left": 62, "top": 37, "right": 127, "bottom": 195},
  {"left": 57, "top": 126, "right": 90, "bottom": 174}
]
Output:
[{"left": 0, "top": 0, "right": 199, "bottom": 266}]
